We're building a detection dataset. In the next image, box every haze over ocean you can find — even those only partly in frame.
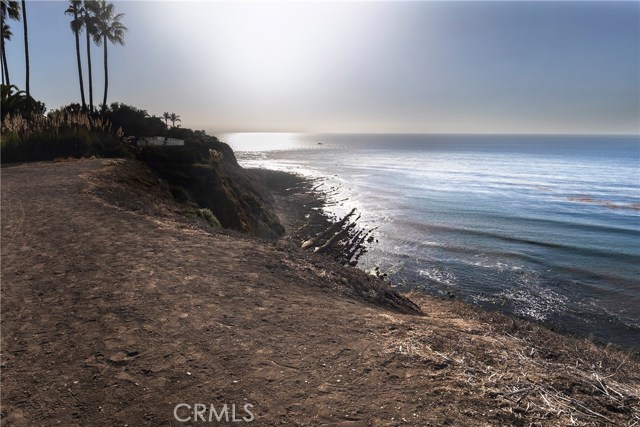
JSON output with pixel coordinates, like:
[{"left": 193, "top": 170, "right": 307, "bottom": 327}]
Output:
[{"left": 227, "top": 133, "right": 640, "bottom": 349}]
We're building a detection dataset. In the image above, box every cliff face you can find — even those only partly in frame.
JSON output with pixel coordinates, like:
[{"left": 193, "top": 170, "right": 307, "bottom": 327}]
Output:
[{"left": 136, "top": 135, "right": 284, "bottom": 238}]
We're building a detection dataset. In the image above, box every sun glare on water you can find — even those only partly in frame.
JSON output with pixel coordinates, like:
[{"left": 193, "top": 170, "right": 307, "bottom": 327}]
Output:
[{"left": 222, "top": 133, "right": 301, "bottom": 152}]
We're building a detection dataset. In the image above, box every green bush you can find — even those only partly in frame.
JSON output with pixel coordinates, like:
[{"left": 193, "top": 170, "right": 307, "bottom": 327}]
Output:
[
  {"left": 166, "top": 127, "right": 194, "bottom": 140},
  {"left": 169, "top": 185, "right": 191, "bottom": 203},
  {"left": 0, "top": 129, "right": 130, "bottom": 163},
  {"left": 102, "top": 103, "right": 167, "bottom": 138},
  {"left": 196, "top": 208, "right": 221, "bottom": 227},
  {"left": 1, "top": 93, "right": 132, "bottom": 163}
]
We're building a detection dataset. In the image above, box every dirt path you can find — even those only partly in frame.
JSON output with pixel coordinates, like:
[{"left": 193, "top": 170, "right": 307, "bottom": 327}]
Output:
[{"left": 1, "top": 159, "right": 638, "bottom": 426}]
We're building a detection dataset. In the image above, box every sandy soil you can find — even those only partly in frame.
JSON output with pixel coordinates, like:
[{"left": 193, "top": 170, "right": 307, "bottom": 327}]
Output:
[{"left": 1, "top": 159, "right": 638, "bottom": 426}]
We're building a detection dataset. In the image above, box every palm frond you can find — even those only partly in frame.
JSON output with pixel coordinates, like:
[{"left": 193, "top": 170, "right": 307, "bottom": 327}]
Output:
[{"left": 1, "top": 0, "right": 20, "bottom": 21}]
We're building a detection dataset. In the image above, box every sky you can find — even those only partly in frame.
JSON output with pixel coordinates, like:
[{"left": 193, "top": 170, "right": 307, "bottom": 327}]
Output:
[{"left": 3, "top": 0, "right": 639, "bottom": 134}]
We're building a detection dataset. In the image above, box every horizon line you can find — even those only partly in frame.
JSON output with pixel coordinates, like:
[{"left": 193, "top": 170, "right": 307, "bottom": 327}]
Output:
[{"left": 214, "top": 131, "right": 640, "bottom": 137}]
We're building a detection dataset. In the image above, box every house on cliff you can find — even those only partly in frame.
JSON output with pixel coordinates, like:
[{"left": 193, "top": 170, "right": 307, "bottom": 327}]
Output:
[{"left": 139, "top": 136, "right": 184, "bottom": 147}]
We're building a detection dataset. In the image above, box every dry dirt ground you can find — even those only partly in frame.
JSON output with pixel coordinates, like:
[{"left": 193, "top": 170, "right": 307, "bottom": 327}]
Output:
[{"left": 1, "top": 159, "right": 639, "bottom": 426}]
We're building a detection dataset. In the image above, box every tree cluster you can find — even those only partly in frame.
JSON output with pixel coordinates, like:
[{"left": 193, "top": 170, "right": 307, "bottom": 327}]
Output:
[
  {"left": 0, "top": 0, "right": 127, "bottom": 111},
  {"left": 65, "top": 0, "right": 126, "bottom": 112}
]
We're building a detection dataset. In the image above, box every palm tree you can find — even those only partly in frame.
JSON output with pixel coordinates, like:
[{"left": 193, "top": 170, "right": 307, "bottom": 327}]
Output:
[
  {"left": 162, "top": 112, "right": 170, "bottom": 125},
  {"left": 20, "top": 0, "right": 27, "bottom": 95},
  {"left": 91, "top": 0, "right": 126, "bottom": 110},
  {"left": 0, "top": 0, "right": 20, "bottom": 86},
  {"left": 1, "top": 83, "right": 44, "bottom": 119},
  {"left": 1, "top": 22, "right": 11, "bottom": 85},
  {"left": 169, "top": 113, "right": 181, "bottom": 128},
  {"left": 65, "top": 0, "right": 86, "bottom": 110},
  {"left": 1, "top": 83, "right": 27, "bottom": 118},
  {"left": 83, "top": 0, "right": 98, "bottom": 112}
]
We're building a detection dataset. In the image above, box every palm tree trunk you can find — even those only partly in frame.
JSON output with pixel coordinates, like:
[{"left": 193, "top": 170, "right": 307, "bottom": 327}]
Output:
[
  {"left": 1, "top": 40, "right": 9, "bottom": 86},
  {"left": 21, "top": 0, "right": 29, "bottom": 95},
  {"left": 73, "top": 12, "right": 86, "bottom": 109},
  {"left": 1, "top": 17, "right": 9, "bottom": 86},
  {"left": 86, "top": 29, "right": 93, "bottom": 111},
  {"left": 75, "top": 31, "right": 86, "bottom": 109},
  {"left": 102, "top": 34, "right": 108, "bottom": 109}
]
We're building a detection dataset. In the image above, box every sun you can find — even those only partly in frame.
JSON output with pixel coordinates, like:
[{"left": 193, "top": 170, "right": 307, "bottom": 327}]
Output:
[{"left": 163, "top": 2, "right": 383, "bottom": 105}]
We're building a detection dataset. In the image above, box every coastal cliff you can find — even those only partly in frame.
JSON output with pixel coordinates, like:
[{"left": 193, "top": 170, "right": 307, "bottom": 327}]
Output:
[
  {"left": 1, "top": 158, "right": 638, "bottom": 426},
  {"left": 136, "top": 133, "right": 285, "bottom": 239}
]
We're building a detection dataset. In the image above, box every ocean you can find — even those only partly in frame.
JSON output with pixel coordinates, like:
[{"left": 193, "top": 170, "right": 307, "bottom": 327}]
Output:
[{"left": 225, "top": 133, "right": 640, "bottom": 350}]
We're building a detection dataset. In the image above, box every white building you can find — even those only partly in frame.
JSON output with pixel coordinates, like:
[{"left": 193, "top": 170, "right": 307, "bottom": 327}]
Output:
[{"left": 139, "top": 136, "right": 185, "bottom": 147}]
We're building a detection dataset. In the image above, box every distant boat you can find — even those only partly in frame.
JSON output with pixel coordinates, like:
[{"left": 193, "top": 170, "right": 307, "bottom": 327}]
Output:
[{"left": 317, "top": 142, "right": 323, "bottom": 145}]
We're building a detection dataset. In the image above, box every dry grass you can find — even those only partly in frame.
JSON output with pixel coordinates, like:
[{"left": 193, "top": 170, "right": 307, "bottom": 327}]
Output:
[
  {"left": 381, "top": 296, "right": 640, "bottom": 426},
  {"left": 1, "top": 112, "right": 120, "bottom": 138},
  {"left": 1, "top": 113, "right": 128, "bottom": 163}
]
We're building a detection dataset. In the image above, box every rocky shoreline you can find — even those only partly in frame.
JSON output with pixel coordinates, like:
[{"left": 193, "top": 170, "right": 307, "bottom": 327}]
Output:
[
  {"left": 246, "top": 168, "right": 377, "bottom": 268},
  {"left": 1, "top": 158, "right": 639, "bottom": 426}
]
